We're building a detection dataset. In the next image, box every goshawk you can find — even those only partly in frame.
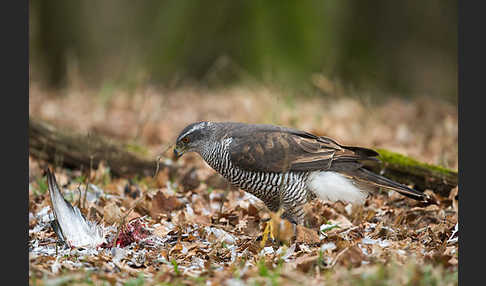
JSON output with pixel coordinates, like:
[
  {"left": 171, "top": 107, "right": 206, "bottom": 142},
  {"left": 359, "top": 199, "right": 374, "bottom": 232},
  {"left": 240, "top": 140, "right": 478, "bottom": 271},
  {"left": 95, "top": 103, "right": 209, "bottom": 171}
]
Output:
[{"left": 174, "top": 121, "right": 428, "bottom": 225}]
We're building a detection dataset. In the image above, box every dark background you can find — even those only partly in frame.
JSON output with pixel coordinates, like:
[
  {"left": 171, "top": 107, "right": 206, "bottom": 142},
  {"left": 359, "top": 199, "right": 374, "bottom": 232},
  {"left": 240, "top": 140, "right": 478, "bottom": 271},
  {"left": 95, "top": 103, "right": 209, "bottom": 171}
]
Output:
[{"left": 29, "top": 0, "right": 457, "bottom": 102}]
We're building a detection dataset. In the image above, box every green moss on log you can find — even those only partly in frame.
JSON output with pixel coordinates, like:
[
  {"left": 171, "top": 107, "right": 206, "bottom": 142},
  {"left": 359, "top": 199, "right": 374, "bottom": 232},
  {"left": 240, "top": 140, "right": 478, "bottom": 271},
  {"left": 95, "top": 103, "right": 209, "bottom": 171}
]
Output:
[
  {"left": 376, "top": 149, "right": 457, "bottom": 177},
  {"left": 123, "top": 142, "right": 150, "bottom": 157},
  {"left": 371, "top": 148, "right": 458, "bottom": 197}
]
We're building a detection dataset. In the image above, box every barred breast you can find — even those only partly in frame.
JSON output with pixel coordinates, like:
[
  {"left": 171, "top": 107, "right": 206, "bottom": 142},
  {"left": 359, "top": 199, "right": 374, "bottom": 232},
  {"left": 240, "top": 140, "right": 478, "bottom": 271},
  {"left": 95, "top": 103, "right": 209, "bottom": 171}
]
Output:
[{"left": 200, "top": 139, "right": 310, "bottom": 211}]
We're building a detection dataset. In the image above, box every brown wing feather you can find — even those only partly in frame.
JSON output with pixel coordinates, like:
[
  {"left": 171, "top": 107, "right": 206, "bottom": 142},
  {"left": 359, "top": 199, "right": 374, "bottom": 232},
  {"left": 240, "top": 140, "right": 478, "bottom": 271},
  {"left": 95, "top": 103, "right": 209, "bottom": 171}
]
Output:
[{"left": 228, "top": 129, "right": 379, "bottom": 173}]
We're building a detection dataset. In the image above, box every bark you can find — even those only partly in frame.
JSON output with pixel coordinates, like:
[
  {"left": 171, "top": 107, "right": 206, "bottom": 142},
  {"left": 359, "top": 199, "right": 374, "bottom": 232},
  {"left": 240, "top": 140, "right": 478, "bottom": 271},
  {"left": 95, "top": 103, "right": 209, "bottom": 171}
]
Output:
[{"left": 29, "top": 117, "right": 164, "bottom": 177}]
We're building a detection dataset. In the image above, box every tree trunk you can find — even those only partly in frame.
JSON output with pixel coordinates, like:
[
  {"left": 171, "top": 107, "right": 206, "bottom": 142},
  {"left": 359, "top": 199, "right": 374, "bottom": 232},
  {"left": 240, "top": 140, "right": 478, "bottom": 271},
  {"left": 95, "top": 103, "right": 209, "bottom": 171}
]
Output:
[{"left": 29, "top": 117, "right": 165, "bottom": 177}]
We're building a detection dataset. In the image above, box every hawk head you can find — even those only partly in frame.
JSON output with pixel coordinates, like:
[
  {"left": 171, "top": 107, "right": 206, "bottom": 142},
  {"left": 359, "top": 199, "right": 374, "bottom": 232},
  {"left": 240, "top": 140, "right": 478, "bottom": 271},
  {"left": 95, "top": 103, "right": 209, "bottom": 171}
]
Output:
[{"left": 174, "top": 121, "right": 214, "bottom": 157}]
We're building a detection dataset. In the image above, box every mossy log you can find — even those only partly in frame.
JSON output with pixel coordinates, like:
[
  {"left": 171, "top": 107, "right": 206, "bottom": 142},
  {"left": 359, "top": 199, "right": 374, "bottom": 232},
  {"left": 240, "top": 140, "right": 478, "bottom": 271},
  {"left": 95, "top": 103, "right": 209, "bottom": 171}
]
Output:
[
  {"left": 29, "top": 117, "right": 164, "bottom": 177},
  {"left": 368, "top": 149, "right": 458, "bottom": 197},
  {"left": 29, "top": 117, "right": 458, "bottom": 196}
]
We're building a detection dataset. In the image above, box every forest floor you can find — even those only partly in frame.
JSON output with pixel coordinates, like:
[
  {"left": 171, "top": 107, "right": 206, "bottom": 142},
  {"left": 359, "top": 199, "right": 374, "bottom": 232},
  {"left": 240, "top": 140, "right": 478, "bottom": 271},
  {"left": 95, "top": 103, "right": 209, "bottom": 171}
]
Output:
[{"left": 29, "top": 83, "right": 458, "bottom": 285}]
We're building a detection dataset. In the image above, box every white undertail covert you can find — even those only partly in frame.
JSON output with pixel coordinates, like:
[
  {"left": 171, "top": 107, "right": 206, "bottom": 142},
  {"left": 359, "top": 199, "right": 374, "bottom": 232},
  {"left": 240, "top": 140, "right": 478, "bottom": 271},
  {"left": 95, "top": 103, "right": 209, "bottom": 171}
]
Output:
[{"left": 306, "top": 171, "right": 368, "bottom": 205}]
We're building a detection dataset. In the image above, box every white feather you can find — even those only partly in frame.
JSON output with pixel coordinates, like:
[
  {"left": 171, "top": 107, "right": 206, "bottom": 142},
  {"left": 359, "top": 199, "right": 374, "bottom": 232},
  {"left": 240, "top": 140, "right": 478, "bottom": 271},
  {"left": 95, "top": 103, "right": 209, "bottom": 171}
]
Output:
[
  {"left": 48, "top": 173, "right": 105, "bottom": 248},
  {"left": 307, "top": 171, "right": 367, "bottom": 205}
]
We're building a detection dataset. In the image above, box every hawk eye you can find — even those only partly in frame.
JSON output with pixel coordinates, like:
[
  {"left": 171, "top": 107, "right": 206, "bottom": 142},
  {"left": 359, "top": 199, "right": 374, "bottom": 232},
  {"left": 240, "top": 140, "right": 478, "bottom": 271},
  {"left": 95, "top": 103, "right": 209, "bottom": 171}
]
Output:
[{"left": 182, "top": 137, "right": 190, "bottom": 143}]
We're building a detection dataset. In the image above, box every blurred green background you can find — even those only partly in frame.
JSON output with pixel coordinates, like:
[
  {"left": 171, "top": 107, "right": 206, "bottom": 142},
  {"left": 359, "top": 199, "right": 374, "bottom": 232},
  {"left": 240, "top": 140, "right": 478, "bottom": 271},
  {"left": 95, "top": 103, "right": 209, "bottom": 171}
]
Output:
[{"left": 29, "top": 0, "right": 457, "bottom": 102}]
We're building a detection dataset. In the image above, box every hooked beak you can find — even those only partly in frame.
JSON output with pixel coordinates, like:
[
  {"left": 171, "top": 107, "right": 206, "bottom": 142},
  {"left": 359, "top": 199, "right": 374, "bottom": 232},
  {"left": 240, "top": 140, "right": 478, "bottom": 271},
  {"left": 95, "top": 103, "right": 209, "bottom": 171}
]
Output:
[{"left": 173, "top": 145, "right": 185, "bottom": 158}]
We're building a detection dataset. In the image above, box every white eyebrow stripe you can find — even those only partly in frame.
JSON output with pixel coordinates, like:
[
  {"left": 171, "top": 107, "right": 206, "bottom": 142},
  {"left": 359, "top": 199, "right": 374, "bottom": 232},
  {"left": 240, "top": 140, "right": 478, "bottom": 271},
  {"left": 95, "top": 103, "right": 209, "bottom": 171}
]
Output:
[{"left": 179, "top": 122, "right": 207, "bottom": 139}]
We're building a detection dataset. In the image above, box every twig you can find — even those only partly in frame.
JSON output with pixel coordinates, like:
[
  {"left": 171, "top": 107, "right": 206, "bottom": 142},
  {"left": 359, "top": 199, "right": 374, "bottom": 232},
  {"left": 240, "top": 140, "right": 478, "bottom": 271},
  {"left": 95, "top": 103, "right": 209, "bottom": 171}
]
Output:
[
  {"left": 154, "top": 143, "right": 174, "bottom": 178},
  {"left": 82, "top": 156, "right": 94, "bottom": 211}
]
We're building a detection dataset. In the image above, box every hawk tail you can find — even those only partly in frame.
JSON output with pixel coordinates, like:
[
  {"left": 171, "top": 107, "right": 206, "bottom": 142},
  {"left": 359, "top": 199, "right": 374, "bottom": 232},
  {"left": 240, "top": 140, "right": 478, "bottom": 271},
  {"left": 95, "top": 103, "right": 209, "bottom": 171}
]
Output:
[{"left": 351, "top": 167, "right": 430, "bottom": 202}]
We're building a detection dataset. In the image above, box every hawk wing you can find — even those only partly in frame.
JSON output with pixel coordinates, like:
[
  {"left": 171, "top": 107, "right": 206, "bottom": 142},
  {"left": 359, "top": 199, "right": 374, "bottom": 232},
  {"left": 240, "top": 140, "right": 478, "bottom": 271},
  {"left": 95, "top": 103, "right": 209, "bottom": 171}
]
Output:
[{"left": 228, "top": 128, "right": 379, "bottom": 173}]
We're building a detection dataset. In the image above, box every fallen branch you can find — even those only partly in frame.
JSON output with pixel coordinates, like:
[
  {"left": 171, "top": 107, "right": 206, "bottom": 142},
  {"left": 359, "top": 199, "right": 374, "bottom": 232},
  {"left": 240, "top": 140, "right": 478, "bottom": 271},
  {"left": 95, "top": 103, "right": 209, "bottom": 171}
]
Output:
[
  {"left": 369, "top": 149, "right": 458, "bottom": 197},
  {"left": 29, "top": 117, "right": 165, "bottom": 177}
]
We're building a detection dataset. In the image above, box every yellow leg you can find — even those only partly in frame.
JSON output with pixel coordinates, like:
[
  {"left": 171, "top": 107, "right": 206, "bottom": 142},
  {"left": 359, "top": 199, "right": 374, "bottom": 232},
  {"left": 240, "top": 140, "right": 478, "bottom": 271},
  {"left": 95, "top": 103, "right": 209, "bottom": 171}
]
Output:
[{"left": 260, "top": 219, "right": 276, "bottom": 248}]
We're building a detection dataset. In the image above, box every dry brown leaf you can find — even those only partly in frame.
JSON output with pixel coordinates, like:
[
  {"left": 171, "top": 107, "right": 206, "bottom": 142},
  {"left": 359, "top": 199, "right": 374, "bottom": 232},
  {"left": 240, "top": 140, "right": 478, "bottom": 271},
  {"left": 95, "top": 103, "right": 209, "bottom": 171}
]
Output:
[
  {"left": 153, "top": 223, "right": 171, "bottom": 237},
  {"left": 169, "top": 243, "right": 183, "bottom": 256},
  {"left": 240, "top": 217, "right": 260, "bottom": 237},
  {"left": 295, "top": 225, "right": 320, "bottom": 245},
  {"left": 337, "top": 245, "right": 366, "bottom": 267},
  {"left": 126, "top": 211, "right": 143, "bottom": 222},
  {"left": 295, "top": 254, "right": 319, "bottom": 272},
  {"left": 186, "top": 212, "right": 211, "bottom": 226},
  {"left": 155, "top": 168, "right": 170, "bottom": 188},
  {"left": 150, "top": 191, "right": 183, "bottom": 219},
  {"left": 103, "top": 202, "right": 123, "bottom": 225}
]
